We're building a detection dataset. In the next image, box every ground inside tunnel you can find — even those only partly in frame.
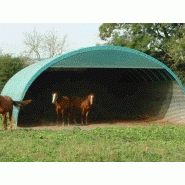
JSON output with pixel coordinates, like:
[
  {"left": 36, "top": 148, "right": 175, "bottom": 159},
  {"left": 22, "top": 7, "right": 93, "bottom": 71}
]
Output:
[{"left": 18, "top": 68, "right": 174, "bottom": 127}]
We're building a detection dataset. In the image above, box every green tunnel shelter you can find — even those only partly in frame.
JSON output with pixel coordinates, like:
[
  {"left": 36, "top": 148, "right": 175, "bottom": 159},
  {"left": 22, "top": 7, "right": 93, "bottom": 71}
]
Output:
[{"left": 1, "top": 46, "right": 185, "bottom": 126}]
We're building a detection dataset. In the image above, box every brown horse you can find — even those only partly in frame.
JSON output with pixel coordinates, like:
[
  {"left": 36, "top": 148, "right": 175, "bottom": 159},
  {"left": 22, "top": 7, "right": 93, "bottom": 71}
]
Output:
[
  {"left": 71, "top": 94, "right": 94, "bottom": 125},
  {"left": 52, "top": 92, "right": 71, "bottom": 126},
  {"left": 0, "top": 95, "right": 32, "bottom": 131}
]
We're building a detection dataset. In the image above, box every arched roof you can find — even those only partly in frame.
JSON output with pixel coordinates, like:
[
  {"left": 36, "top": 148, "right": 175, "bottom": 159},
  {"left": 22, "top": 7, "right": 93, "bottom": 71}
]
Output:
[
  {"left": 1, "top": 45, "right": 185, "bottom": 125},
  {"left": 2, "top": 45, "right": 185, "bottom": 100}
]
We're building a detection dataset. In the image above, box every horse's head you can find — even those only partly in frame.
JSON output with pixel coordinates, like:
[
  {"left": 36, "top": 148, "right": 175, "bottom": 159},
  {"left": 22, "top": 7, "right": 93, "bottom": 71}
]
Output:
[
  {"left": 52, "top": 92, "right": 58, "bottom": 104},
  {"left": 88, "top": 94, "right": 94, "bottom": 105}
]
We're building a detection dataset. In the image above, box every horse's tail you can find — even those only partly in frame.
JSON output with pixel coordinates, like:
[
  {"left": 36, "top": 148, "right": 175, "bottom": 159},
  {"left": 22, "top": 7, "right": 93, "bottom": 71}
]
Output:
[
  {"left": 13, "top": 101, "right": 21, "bottom": 106},
  {"left": 13, "top": 99, "right": 32, "bottom": 107}
]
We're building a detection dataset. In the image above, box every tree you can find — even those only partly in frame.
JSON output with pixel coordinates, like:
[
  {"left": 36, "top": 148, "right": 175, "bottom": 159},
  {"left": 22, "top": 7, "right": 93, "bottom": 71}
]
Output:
[
  {"left": 23, "top": 28, "right": 68, "bottom": 60},
  {"left": 43, "top": 31, "right": 67, "bottom": 58},
  {"left": 99, "top": 23, "right": 185, "bottom": 83},
  {"left": 23, "top": 28, "right": 43, "bottom": 60},
  {"left": 167, "top": 26, "right": 185, "bottom": 83},
  {"left": 0, "top": 55, "right": 27, "bottom": 92}
]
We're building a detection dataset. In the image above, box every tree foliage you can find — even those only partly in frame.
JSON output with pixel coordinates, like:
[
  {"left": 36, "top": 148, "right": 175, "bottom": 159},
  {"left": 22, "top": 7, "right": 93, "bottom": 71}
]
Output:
[
  {"left": 99, "top": 23, "right": 185, "bottom": 83},
  {"left": 0, "top": 55, "right": 27, "bottom": 92}
]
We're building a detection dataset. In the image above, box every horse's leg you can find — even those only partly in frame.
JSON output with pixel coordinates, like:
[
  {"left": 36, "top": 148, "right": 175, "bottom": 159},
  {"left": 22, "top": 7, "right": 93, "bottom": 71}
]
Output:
[
  {"left": 56, "top": 108, "right": 60, "bottom": 123},
  {"left": 67, "top": 109, "right": 70, "bottom": 126},
  {"left": 81, "top": 109, "right": 85, "bottom": 125},
  {"left": 73, "top": 108, "right": 77, "bottom": 125},
  {"left": 9, "top": 111, "right": 13, "bottom": 129},
  {"left": 2, "top": 113, "right": 7, "bottom": 131},
  {"left": 61, "top": 109, "right": 65, "bottom": 126},
  {"left": 85, "top": 111, "right": 89, "bottom": 125}
]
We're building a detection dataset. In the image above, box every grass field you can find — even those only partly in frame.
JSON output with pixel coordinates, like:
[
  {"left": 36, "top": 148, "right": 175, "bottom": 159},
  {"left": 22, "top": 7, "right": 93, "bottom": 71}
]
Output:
[{"left": 0, "top": 115, "right": 185, "bottom": 162}]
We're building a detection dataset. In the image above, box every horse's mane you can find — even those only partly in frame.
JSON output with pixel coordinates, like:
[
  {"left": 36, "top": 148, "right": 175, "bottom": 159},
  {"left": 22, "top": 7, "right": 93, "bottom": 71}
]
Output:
[{"left": 71, "top": 94, "right": 93, "bottom": 100}]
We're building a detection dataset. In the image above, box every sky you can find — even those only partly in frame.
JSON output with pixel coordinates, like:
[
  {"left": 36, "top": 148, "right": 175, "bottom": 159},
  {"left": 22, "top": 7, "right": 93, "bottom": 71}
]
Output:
[
  {"left": 0, "top": 23, "right": 105, "bottom": 57},
  {"left": 0, "top": 1, "right": 182, "bottom": 58}
]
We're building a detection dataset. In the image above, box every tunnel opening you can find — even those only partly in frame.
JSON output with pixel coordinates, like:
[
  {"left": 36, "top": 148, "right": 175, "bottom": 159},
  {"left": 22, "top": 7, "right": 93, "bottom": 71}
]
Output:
[{"left": 18, "top": 68, "right": 174, "bottom": 127}]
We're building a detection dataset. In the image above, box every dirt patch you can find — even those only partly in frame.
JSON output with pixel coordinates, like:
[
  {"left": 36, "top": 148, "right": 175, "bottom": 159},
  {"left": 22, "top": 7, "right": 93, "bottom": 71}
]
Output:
[{"left": 17, "top": 119, "right": 178, "bottom": 131}]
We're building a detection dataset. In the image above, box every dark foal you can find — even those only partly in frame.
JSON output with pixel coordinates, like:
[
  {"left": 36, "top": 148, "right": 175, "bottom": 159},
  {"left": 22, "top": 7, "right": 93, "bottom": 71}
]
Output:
[
  {"left": 0, "top": 95, "right": 32, "bottom": 131},
  {"left": 71, "top": 94, "right": 94, "bottom": 125},
  {"left": 52, "top": 92, "right": 71, "bottom": 126}
]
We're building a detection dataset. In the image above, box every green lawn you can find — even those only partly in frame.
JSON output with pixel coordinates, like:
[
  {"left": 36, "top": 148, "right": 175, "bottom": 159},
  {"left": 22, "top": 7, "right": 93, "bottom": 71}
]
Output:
[{"left": 0, "top": 115, "right": 185, "bottom": 162}]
